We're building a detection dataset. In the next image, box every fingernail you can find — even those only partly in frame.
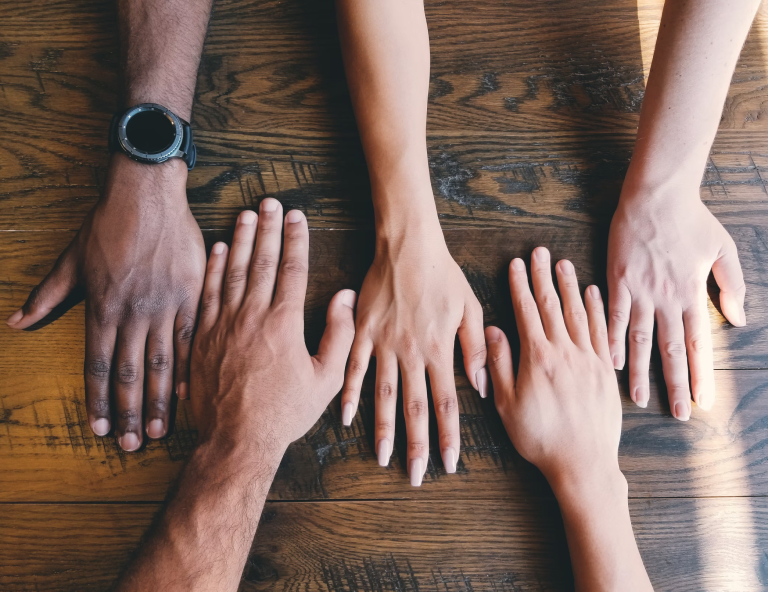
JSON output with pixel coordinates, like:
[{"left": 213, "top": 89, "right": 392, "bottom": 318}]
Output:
[
  {"left": 177, "top": 382, "right": 188, "bottom": 400},
  {"left": 261, "top": 198, "right": 278, "bottom": 212},
  {"left": 286, "top": 210, "right": 303, "bottom": 224},
  {"left": 240, "top": 210, "right": 257, "bottom": 225},
  {"left": 533, "top": 247, "right": 548, "bottom": 261},
  {"left": 442, "top": 447, "right": 457, "bottom": 474},
  {"left": 342, "top": 402, "right": 355, "bottom": 426},
  {"left": 341, "top": 290, "right": 357, "bottom": 308},
  {"left": 511, "top": 258, "right": 525, "bottom": 271},
  {"left": 212, "top": 242, "right": 225, "bottom": 255},
  {"left": 119, "top": 432, "right": 140, "bottom": 452},
  {"left": 377, "top": 439, "right": 391, "bottom": 467},
  {"left": 91, "top": 418, "right": 110, "bottom": 437},
  {"left": 612, "top": 354, "right": 624, "bottom": 370},
  {"left": 673, "top": 401, "right": 691, "bottom": 421},
  {"left": 587, "top": 285, "right": 601, "bottom": 300},
  {"left": 409, "top": 458, "right": 424, "bottom": 487},
  {"left": 634, "top": 387, "right": 648, "bottom": 408},
  {"left": 696, "top": 390, "right": 714, "bottom": 411},
  {"left": 147, "top": 419, "right": 165, "bottom": 439},
  {"left": 559, "top": 260, "right": 574, "bottom": 275},
  {"left": 6, "top": 309, "right": 23, "bottom": 326},
  {"left": 476, "top": 367, "right": 488, "bottom": 398}
]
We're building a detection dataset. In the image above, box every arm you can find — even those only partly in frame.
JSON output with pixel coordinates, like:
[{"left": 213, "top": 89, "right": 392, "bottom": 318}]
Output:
[
  {"left": 6, "top": 0, "right": 213, "bottom": 449},
  {"left": 117, "top": 199, "right": 356, "bottom": 590},
  {"left": 607, "top": 0, "right": 758, "bottom": 416},
  {"left": 486, "top": 248, "right": 652, "bottom": 590},
  {"left": 335, "top": 0, "right": 487, "bottom": 485}
]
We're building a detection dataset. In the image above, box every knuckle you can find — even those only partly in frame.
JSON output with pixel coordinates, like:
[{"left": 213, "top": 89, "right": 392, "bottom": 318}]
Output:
[
  {"left": 610, "top": 309, "right": 628, "bottom": 324},
  {"left": 118, "top": 408, "right": 141, "bottom": 425},
  {"left": 251, "top": 255, "right": 276, "bottom": 272},
  {"left": 176, "top": 318, "right": 196, "bottom": 346},
  {"left": 688, "top": 335, "right": 707, "bottom": 354},
  {"left": 538, "top": 293, "right": 560, "bottom": 312},
  {"left": 663, "top": 340, "right": 687, "bottom": 359},
  {"left": 528, "top": 342, "right": 552, "bottom": 371},
  {"left": 86, "top": 357, "right": 110, "bottom": 380},
  {"left": 434, "top": 395, "right": 457, "bottom": 416},
  {"left": 116, "top": 362, "right": 139, "bottom": 384},
  {"left": 377, "top": 382, "right": 397, "bottom": 402},
  {"left": 149, "top": 354, "right": 170, "bottom": 372},
  {"left": 407, "top": 441, "right": 429, "bottom": 456},
  {"left": 516, "top": 297, "right": 538, "bottom": 316},
  {"left": 466, "top": 345, "right": 486, "bottom": 365},
  {"left": 629, "top": 329, "right": 652, "bottom": 346},
  {"left": 375, "top": 419, "right": 394, "bottom": 433},
  {"left": 280, "top": 257, "right": 307, "bottom": 278},
  {"left": 146, "top": 397, "right": 169, "bottom": 416},
  {"left": 90, "top": 397, "right": 110, "bottom": 415},
  {"left": 201, "top": 292, "right": 219, "bottom": 313},
  {"left": 347, "top": 359, "right": 366, "bottom": 379},
  {"left": 225, "top": 269, "right": 248, "bottom": 287},
  {"left": 566, "top": 308, "right": 587, "bottom": 324},
  {"left": 405, "top": 399, "right": 428, "bottom": 419}
]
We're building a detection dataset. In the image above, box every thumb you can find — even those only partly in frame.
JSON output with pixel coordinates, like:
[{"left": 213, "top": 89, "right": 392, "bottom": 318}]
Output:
[
  {"left": 484, "top": 326, "right": 515, "bottom": 403},
  {"left": 312, "top": 289, "right": 357, "bottom": 402},
  {"left": 7, "top": 239, "right": 78, "bottom": 330},
  {"left": 458, "top": 298, "right": 488, "bottom": 398},
  {"left": 712, "top": 236, "right": 746, "bottom": 327}
]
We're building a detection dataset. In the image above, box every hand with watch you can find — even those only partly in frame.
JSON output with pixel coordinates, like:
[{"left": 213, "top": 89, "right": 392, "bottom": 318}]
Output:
[{"left": 7, "top": 102, "right": 206, "bottom": 451}]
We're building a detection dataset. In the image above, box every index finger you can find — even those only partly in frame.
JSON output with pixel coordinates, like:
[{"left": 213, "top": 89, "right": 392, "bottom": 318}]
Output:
[{"left": 509, "top": 258, "right": 545, "bottom": 344}]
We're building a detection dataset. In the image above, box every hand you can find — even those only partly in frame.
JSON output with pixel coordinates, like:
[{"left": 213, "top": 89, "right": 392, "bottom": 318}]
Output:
[
  {"left": 607, "top": 185, "right": 746, "bottom": 418},
  {"left": 190, "top": 199, "right": 357, "bottom": 455},
  {"left": 341, "top": 220, "right": 487, "bottom": 486},
  {"left": 6, "top": 154, "right": 206, "bottom": 450},
  {"left": 485, "top": 248, "right": 621, "bottom": 491}
]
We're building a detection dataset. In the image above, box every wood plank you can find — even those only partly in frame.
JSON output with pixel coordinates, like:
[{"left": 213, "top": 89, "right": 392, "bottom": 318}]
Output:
[
  {"left": 1, "top": 0, "right": 768, "bottom": 230},
  {"left": 2, "top": 498, "right": 767, "bottom": 591},
  {"left": 2, "top": 230, "right": 768, "bottom": 501}
]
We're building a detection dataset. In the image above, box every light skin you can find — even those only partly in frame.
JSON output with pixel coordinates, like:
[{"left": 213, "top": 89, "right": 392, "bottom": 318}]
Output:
[
  {"left": 116, "top": 199, "right": 357, "bottom": 591},
  {"left": 116, "top": 239, "right": 649, "bottom": 590},
  {"left": 487, "top": 247, "right": 653, "bottom": 591},
  {"left": 336, "top": 0, "right": 487, "bottom": 486},
  {"left": 5, "top": 0, "right": 213, "bottom": 450},
  {"left": 608, "top": 0, "right": 759, "bottom": 418}
]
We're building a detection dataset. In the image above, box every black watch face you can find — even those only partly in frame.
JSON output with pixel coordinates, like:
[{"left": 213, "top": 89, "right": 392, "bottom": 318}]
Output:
[
  {"left": 117, "top": 103, "right": 184, "bottom": 164},
  {"left": 125, "top": 109, "right": 176, "bottom": 154}
]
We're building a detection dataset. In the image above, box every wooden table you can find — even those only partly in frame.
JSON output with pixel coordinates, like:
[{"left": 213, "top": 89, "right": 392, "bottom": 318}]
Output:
[{"left": 2, "top": 0, "right": 768, "bottom": 589}]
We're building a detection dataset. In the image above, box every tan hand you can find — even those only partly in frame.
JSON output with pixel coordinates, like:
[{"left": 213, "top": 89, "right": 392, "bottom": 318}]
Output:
[
  {"left": 190, "top": 199, "right": 356, "bottom": 453},
  {"left": 340, "top": 228, "right": 486, "bottom": 486},
  {"left": 607, "top": 190, "right": 745, "bottom": 418},
  {"left": 486, "top": 247, "right": 621, "bottom": 490}
]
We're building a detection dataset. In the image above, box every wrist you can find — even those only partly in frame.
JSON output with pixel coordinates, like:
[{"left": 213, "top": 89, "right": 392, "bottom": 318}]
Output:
[
  {"left": 192, "top": 429, "right": 286, "bottom": 486},
  {"left": 620, "top": 157, "right": 703, "bottom": 208},
  {"left": 106, "top": 153, "right": 188, "bottom": 204},
  {"left": 549, "top": 464, "right": 628, "bottom": 519}
]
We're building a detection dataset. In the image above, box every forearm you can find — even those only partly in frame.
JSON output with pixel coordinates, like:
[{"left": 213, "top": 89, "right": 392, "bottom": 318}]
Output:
[
  {"left": 552, "top": 469, "right": 652, "bottom": 591},
  {"left": 336, "top": 0, "right": 438, "bottom": 234},
  {"left": 119, "top": 0, "right": 213, "bottom": 121},
  {"left": 626, "top": 0, "right": 759, "bottom": 194},
  {"left": 116, "top": 437, "right": 284, "bottom": 592}
]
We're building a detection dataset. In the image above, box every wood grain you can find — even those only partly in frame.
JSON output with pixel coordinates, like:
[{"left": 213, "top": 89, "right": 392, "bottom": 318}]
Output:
[
  {"left": 1, "top": 0, "right": 768, "bottom": 230},
  {"left": 2, "top": 498, "right": 768, "bottom": 591},
  {"left": 2, "top": 232, "right": 768, "bottom": 502}
]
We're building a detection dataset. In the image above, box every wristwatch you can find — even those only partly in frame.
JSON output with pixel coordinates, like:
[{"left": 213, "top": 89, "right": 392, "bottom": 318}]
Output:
[{"left": 108, "top": 103, "right": 197, "bottom": 170}]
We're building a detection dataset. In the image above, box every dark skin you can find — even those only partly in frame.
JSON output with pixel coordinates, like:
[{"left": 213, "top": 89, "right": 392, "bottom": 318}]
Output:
[{"left": 5, "top": 0, "right": 213, "bottom": 450}]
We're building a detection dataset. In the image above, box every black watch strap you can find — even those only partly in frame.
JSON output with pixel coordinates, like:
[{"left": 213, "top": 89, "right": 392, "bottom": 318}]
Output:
[{"left": 108, "top": 106, "right": 197, "bottom": 171}]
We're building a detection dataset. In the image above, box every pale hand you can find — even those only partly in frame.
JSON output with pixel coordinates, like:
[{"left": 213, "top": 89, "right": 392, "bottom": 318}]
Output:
[
  {"left": 607, "top": 189, "right": 745, "bottom": 419},
  {"left": 341, "top": 226, "right": 487, "bottom": 486},
  {"left": 486, "top": 248, "right": 621, "bottom": 489}
]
